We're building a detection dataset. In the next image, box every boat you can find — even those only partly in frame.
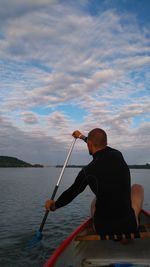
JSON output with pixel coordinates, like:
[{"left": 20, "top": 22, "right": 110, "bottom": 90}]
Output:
[{"left": 43, "top": 209, "right": 150, "bottom": 267}]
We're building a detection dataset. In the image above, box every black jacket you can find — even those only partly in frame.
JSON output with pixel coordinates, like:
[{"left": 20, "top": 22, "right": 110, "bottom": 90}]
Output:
[{"left": 55, "top": 146, "right": 137, "bottom": 235}]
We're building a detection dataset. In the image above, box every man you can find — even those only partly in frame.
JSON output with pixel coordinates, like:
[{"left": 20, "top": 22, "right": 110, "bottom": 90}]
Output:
[{"left": 45, "top": 128, "right": 144, "bottom": 236}]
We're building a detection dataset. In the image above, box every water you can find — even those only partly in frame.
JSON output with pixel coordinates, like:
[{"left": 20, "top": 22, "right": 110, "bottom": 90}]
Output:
[{"left": 0, "top": 168, "right": 150, "bottom": 267}]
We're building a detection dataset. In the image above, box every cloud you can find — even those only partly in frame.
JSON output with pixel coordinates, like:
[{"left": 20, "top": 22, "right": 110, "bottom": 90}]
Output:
[
  {"left": 20, "top": 111, "right": 39, "bottom": 124},
  {"left": 0, "top": 114, "right": 74, "bottom": 164},
  {"left": 0, "top": 1, "right": 149, "bottom": 164},
  {"left": 46, "top": 111, "right": 75, "bottom": 139}
]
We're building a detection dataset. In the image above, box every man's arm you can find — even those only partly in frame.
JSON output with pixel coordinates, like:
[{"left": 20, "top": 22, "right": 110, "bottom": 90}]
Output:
[
  {"left": 45, "top": 131, "right": 88, "bottom": 212},
  {"left": 72, "top": 130, "right": 87, "bottom": 143},
  {"left": 45, "top": 169, "right": 88, "bottom": 211}
]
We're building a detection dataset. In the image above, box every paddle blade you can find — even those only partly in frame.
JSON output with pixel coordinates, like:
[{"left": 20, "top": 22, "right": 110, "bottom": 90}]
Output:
[{"left": 27, "top": 230, "right": 43, "bottom": 248}]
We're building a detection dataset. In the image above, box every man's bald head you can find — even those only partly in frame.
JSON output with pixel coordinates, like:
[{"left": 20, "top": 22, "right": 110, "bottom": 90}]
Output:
[{"left": 88, "top": 128, "right": 107, "bottom": 149}]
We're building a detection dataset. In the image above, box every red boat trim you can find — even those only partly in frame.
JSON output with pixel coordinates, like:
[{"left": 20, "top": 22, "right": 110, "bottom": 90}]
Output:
[
  {"left": 43, "top": 218, "right": 91, "bottom": 267},
  {"left": 142, "top": 209, "right": 150, "bottom": 217}
]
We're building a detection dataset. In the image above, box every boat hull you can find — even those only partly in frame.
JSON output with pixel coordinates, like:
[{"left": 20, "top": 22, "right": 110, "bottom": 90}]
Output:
[{"left": 43, "top": 210, "right": 150, "bottom": 267}]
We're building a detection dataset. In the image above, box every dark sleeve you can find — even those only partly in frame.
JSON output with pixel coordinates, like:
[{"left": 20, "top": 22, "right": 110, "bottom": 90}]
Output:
[
  {"left": 55, "top": 169, "right": 88, "bottom": 209},
  {"left": 83, "top": 136, "right": 88, "bottom": 143}
]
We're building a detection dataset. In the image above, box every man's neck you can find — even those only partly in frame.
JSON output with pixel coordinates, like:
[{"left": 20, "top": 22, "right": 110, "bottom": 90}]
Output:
[{"left": 92, "top": 145, "right": 107, "bottom": 155}]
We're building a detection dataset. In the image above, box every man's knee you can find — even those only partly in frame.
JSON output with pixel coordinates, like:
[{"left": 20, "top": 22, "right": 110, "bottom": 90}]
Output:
[
  {"left": 131, "top": 184, "right": 144, "bottom": 199},
  {"left": 131, "top": 184, "right": 144, "bottom": 219},
  {"left": 131, "top": 183, "right": 144, "bottom": 192}
]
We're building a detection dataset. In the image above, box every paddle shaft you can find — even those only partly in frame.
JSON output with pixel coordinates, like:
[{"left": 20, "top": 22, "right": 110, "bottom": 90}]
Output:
[{"left": 39, "top": 138, "right": 76, "bottom": 232}]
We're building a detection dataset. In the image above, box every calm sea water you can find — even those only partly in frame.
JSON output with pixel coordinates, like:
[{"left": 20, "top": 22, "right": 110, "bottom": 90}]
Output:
[{"left": 0, "top": 167, "right": 150, "bottom": 267}]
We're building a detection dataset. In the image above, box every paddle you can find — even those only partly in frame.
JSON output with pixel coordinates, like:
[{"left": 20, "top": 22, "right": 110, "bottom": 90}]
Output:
[{"left": 28, "top": 138, "right": 76, "bottom": 246}]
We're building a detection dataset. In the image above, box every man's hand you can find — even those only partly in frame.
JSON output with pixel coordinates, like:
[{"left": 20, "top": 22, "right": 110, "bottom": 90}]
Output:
[
  {"left": 72, "top": 130, "right": 87, "bottom": 142},
  {"left": 45, "top": 199, "right": 56, "bottom": 211},
  {"left": 72, "top": 130, "right": 82, "bottom": 139}
]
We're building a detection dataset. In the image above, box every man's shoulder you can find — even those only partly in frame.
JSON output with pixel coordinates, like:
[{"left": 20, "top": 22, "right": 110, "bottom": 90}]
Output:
[
  {"left": 107, "top": 146, "right": 122, "bottom": 155},
  {"left": 107, "top": 147, "right": 128, "bottom": 167}
]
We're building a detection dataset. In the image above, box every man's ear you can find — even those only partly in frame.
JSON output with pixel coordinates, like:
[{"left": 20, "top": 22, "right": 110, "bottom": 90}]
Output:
[{"left": 88, "top": 139, "right": 92, "bottom": 146}]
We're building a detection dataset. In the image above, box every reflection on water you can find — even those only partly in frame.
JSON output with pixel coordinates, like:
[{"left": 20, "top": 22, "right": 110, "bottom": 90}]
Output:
[{"left": 0, "top": 168, "right": 150, "bottom": 266}]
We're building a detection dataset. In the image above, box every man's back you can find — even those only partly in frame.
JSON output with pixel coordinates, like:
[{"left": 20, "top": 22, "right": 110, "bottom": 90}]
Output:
[{"left": 84, "top": 146, "right": 137, "bottom": 235}]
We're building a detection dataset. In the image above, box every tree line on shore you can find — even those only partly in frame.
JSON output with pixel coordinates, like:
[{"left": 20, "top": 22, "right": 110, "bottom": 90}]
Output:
[
  {"left": 56, "top": 164, "right": 150, "bottom": 169},
  {"left": 0, "top": 156, "right": 43, "bottom": 167},
  {"left": 0, "top": 156, "right": 149, "bottom": 169}
]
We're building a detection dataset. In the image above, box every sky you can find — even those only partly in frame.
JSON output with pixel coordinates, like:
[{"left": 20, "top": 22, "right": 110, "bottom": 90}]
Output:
[{"left": 0, "top": 0, "right": 150, "bottom": 165}]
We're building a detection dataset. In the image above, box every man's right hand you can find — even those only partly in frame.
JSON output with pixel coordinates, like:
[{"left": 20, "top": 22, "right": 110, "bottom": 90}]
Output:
[{"left": 72, "top": 130, "right": 82, "bottom": 139}]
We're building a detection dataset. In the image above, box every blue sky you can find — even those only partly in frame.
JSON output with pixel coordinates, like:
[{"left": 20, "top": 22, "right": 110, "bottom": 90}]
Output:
[{"left": 0, "top": 0, "right": 150, "bottom": 165}]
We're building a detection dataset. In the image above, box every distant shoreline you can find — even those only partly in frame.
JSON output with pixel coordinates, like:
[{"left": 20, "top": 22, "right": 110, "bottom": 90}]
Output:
[
  {"left": 0, "top": 156, "right": 149, "bottom": 169},
  {"left": 56, "top": 164, "right": 150, "bottom": 169}
]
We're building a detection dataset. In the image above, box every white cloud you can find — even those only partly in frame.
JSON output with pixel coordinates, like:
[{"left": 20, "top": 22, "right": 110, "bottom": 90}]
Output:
[
  {"left": 0, "top": 1, "right": 149, "bottom": 164},
  {"left": 20, "top": 111, "right": 39, "bottom": 124}
]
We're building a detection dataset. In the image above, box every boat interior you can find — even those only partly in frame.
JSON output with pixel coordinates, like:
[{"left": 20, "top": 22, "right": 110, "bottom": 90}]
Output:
[
  {"left": 74, "top": 211, "right": 150, "bottom": 267},
  {"left": 47, "top": 211, "right": 150, "bottom": 267}
]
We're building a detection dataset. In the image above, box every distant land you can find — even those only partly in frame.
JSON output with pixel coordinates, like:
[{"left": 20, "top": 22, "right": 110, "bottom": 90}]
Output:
[
  {"left": 0, "top": 156, "right": 43, "bottom": 168},
  {"left": 0, "top": 156, "right": 149, "bottom": 169},
  {"left": 56, "top": 164, "right": 150, "bottom": 169}
]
